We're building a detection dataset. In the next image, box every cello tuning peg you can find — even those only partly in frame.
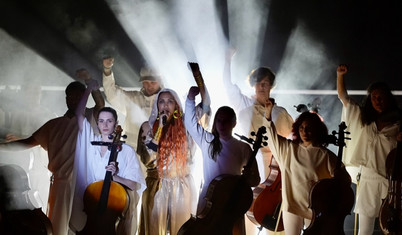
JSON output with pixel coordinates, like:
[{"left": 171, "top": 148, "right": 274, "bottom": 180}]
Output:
[
  {"left": 263, "top": 136, "right": 268, "bottom": 140},
  {"left": 121, "top": 134, "right": 127, "bottom": 139},
  {"left": 108, "top": 134, "right": 114, "bottom": 140},
  {"left": 251, "top": 131, "right": 256, "bottom": 136},
  {"left": 345, "top": 137, "right": 351, "bottom": 140},
  {"left": 263, "top": 142, "right": 268, "bottom": 146}
]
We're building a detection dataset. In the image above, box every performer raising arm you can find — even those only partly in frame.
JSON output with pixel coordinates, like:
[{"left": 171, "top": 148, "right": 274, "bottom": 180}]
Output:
[
  {"left": 337, "top": 64, "right": 402, "bottom": 235},
  {"left": 184, "top": 86, "right": 260, "bottom": 234},
  {"left": 70, "top": 79, "right": 146, "bottom": 234},
  {"left": 264, "top": 97, "right": 350, "bottom": 235}
]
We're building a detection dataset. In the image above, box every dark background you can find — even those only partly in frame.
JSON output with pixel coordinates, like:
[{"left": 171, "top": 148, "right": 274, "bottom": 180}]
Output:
[
  {"left": 1, "top": 0, "right": 401, "bottom": 120},
  {"left": 1, "top": 0, "right": 401, "bottom": 87},
  {"left": 0, "top": 0, "right": 401, "bottom": 233}
]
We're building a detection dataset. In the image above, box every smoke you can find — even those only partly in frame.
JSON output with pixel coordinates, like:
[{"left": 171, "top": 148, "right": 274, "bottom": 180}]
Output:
[
  {"left": 273, "top": 21, "right": 344, "bottom": 151},
  {"left": 227, "top": 0, "right": 270, "bottom": 85}
]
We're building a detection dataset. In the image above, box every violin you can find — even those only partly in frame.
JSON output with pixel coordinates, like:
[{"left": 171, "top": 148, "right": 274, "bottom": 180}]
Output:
[
  {"left": 78, "top": 126, "right": 128, "bottom": 235},
  {"left": 303, "top": 122, "right": 355, "bottom": 235},
  {"left": 246, "top": 157, "right": 284, "bottom": 232},
  {"left": 178, "top": 126, "right": 267, "bottom": 235},
  {"left": 379, "top": 123, "right": 402, "bottom": 234}
]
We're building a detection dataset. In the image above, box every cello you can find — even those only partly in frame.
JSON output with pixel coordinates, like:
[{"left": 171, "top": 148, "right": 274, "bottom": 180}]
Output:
[
  {"left": 78, "top": 125, "right": 129, "bottom": 235},
  {"left": 246, "top": 156, "right": 284, "bottom": 232},
  {"left": 178, "top": 126, "right": 267, "bottom": 235},
  {"left": 303, "top": 122, "right": 355, "bottom": 235},
  {"left": 246, "top": 98, "right": 287, "bottom": 232},
  {"left": 379, "top": 123, "right": 402, "bottom": 234}
]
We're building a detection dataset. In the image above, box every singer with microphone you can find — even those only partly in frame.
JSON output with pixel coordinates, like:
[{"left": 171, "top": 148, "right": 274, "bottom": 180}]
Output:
[{"left": 138, "top": 71, "right": 211, "bottom": 235}]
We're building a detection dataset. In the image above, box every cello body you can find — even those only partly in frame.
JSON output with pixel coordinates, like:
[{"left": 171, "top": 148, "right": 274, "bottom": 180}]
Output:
[
  {"left": 178, "top": 175, "right": 253, "bottom": 235},
  {"left": 379, "top": 133, "right": 402, "bottom": 234},
  {"left": 303, "top": 122, "right": 354, "bottom": 235},
  {"left": 79, "top": 181, "right": 128, "bottom": 235},
  {"left": 246, "top": 158, "right": 284, "bottom": 231},
  {"left": 178, "top": 126, "right": 267, "bottom": 235},
  {"left": 303, "top": 177, "right": 354, "bottom": 235},
  {"left": 78, "top": 126, "right": 129, "bottom": 235}
]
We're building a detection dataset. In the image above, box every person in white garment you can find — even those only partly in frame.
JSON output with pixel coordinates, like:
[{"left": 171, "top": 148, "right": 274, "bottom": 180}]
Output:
[
  {"left": 102, "top": 57, "right": 162, "bottom": 150},
  {"left": 0, "top": 80, "right": 104, "bottom": 235},
  {"left": 137, "top": 87, "right": 210, "bottom": 235},
  {"left": 264, "top": 101, "right": 351, "bottom": 235},
  {"left": 184, "top": 86, "right": 260, "bottom": 234},
  {"left": 223, "top": 50, "right": 293, "bottom": 235},
  {"left": 70, "top": 79, "right": 146, "bottom": 234},
  {"left": 102, "top": 57, "right": 162, "bottom": 234},
  {"left": 337, "top": 64, "right": 402, "bottom": 235}
]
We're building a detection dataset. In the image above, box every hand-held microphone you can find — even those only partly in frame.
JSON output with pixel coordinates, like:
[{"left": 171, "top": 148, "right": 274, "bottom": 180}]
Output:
[{"left": 162, "top": 116, "right": 167, "bottom": 125}]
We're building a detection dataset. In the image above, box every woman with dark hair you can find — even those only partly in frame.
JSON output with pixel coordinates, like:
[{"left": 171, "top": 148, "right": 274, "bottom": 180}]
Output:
[
  {"left": 264, "top": 98, "right": 349, "bottom": 235},
  {"left": 184, "top": 86, "right": 260, "bottom": 234},
  {"left": 291, "top": 112, "right": 329, "bottom": 147},
  {"left": 337, "top": 64, "right": 402, "bottom": 235}
]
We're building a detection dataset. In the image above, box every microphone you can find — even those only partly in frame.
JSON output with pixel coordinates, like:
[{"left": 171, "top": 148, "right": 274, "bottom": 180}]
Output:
[{"left": 162, "top": 116, "right": 167, "bottom": 125}]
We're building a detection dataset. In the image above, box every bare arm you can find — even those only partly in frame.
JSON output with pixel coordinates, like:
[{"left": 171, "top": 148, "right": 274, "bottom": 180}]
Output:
[
  {"left": 264, "top": 98, "right": 274, "bottom": 121},
  {"left": 103, "top": 56, "right": 114, "bottom": 76},
  {"left": 91, "top": 87, "right": 105, "bottom": 121},
  {"left": 337, "top": 64, "right": 349, "bottom": 107},
  {"left": 112, "top": 175, "right": 137, "bottom": 191},
  {"left": 223, "top": 48, "right": 236, "bottom": 87},
  {"left": 105, "top": 162, "right": 137, "bottom": 190},
  {"left": 76, "top": 68, "right": 105, "bottom": 119},
  {"left": 76, "top": 80, "right": 99, "bottom": 131},
  {"left": 0, "top": 136, "right": 39, "bottom": 151}
]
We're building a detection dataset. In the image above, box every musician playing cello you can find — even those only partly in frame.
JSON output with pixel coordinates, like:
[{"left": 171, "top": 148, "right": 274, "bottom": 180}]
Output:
[
  {"left": 264, "top": 99, "right": 351, "bottom": 235},
  {"left": 70, "top": 79, "right": 146, "bottom": 234},
  {"left": 184, "top": 86, "right": 260, "bottom": 234}
]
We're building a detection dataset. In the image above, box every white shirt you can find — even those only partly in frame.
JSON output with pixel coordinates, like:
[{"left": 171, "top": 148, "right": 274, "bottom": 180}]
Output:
[{"left": 185, "top": 98, "right": 253, "bottom": 213}]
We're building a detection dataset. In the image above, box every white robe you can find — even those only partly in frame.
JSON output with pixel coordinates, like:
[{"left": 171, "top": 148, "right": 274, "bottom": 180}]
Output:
[{"left": 70, "top": 118, "right": 146, "bottom": 232}]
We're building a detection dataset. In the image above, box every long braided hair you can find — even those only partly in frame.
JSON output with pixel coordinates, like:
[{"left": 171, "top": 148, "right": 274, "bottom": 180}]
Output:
[
  {"left": 152, "top": 92, "right": 188, "bottom": 178},
  {"left": 292, "top": 111, "right": 329, "bottom": 147}
]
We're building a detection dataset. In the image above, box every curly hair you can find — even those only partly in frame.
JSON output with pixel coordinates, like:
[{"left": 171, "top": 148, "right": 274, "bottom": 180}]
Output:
[
  {"left": 292, "top": 111, "right": 329, "bottom": 147},
  {"left": 360, "top": 82, "right": 400, "bottom": 126},
  {"left": 153, "top": 103, "right": 188, "bottom": 178},
  {"left": 208, "top": 106, "right": 236, "bottom": 161}
]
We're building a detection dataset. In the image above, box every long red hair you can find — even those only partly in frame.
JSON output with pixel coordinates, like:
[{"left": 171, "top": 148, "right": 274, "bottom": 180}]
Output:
[{"left": 153, "top": 104, "right": 188, "bottom": 178}]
